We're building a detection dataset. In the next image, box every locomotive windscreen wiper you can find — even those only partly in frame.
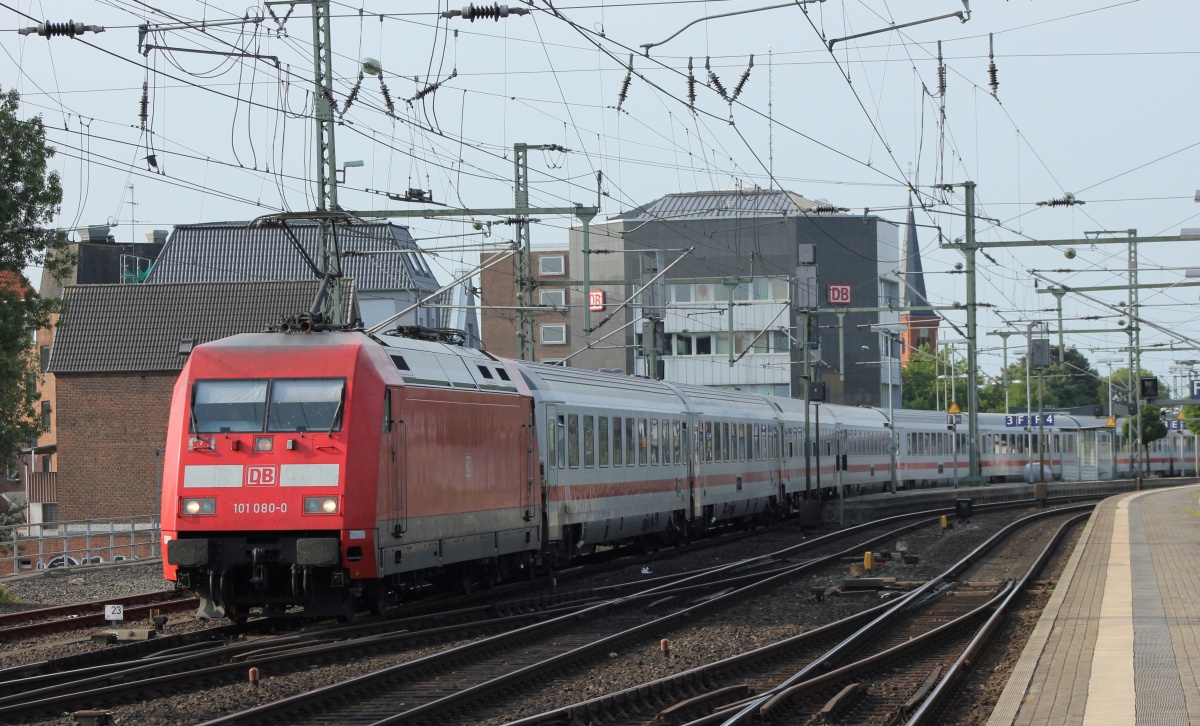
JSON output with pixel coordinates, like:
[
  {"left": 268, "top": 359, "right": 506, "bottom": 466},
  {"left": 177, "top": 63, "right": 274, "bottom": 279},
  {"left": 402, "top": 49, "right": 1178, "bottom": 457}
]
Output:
[{"left": 328, "top": 399, "right": 344, "bottom": 435}]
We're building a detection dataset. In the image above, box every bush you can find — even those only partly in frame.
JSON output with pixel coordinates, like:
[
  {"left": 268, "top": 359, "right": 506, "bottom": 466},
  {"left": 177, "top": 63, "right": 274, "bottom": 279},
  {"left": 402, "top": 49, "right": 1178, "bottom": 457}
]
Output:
[{"left": 0, "top": 584, "right": 18, "bottom": 604}]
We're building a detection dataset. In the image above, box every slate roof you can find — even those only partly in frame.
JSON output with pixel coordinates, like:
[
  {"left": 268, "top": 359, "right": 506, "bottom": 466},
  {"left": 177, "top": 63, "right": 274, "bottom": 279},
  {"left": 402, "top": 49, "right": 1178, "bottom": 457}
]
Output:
[
  {"left": 145, "top": 220, "right": 440, "bottom": 293},
  {"left": 606, "top": 189, "right": 831, "bottom": 222},
  {"left": 47, "top": 280, "right": 357, "bottom": 374},
  {"left": 900, "top": 206, "right": 935, "bottom": 316}
]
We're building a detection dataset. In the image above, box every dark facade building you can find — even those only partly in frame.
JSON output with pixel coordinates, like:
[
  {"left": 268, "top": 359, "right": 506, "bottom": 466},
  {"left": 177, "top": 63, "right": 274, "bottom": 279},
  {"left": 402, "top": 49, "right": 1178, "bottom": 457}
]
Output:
[{"left": 565, "top": 188, "right": 903, "bottom": 408}]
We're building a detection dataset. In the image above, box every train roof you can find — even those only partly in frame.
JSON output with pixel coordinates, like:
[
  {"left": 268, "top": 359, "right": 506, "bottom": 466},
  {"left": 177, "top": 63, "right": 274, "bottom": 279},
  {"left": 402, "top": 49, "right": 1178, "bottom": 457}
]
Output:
[
  {"left": 380, "top": 336, "right": 518, "bottom": 393},
  {"left": 513, "top": 361, "right": 685, "bottom": 410}
]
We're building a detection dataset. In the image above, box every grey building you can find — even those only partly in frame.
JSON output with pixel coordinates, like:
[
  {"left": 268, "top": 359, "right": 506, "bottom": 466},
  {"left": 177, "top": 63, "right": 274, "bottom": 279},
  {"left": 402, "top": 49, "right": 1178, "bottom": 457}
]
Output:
[
  {"left": 565, "top": 188, "right": 902, "bottom": 408},
  {"left": 145, "top": 220, "right": 443, "bottom": 330}
]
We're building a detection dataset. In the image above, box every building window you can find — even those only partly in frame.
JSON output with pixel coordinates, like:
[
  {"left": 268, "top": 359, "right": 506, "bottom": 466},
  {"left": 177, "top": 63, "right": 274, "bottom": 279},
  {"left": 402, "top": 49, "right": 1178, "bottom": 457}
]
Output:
[
  {"left": 539, "top": 289, "right": 565, "bottom": 307},
  {"left": 41, "top": 402, "right": 51, "bottom": 431},
  {"left": 540, "top": 324, "right": 567, "bottom": 345},
  {"left": 879, "top": 278, "right": 900, "bottom": 308},
  {"left": 538, "top": 255, "right": 565, "bottom": 276},
  {"left": 40, "top": 346, "right": 50, "bottom": 372}
]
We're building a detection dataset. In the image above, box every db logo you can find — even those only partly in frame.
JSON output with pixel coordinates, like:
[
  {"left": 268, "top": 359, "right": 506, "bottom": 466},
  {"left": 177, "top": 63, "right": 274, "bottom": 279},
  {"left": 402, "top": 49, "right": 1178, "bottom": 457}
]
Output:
[
  {"left": 828, "top": 284, "right": 852, "bottom": 305},
  {"left": 245, "top": 465, "right": 278, "bottom": 487}
]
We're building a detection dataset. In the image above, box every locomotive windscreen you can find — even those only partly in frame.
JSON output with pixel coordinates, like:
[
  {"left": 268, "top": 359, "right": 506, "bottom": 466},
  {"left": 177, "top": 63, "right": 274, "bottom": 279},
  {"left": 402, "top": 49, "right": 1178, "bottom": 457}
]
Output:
[{"left": 191, "top": 378, "right": 344, "bottom": 433}]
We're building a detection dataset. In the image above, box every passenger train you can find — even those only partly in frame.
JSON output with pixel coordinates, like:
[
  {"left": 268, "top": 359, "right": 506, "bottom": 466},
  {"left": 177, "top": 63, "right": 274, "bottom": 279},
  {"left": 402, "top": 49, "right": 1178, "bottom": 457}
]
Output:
[{"left": 161, "top": 329, "right": 1197, "bottom": 618}]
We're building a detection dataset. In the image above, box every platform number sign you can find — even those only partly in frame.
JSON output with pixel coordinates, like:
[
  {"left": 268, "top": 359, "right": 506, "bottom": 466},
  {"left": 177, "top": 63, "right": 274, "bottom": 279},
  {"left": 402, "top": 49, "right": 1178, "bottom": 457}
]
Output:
[
  {"left": 828, "top": 284, "right": 852, "bottom": 305},
  {"left": 1192, "top": 379, "right": 1200, "bottom": 400},
  {"left": 105, "top": 604, "right": 124, "bottom": 621}
]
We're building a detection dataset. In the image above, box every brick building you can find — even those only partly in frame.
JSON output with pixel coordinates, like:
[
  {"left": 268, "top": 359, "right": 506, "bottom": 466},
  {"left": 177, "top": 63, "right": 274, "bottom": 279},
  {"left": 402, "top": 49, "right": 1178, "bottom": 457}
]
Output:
[
  {"left": 480, "top": 249, "right": 572, "bottom": 362},
  {"left": 46, "top": 280, "right": 357, "bottom": 520}
]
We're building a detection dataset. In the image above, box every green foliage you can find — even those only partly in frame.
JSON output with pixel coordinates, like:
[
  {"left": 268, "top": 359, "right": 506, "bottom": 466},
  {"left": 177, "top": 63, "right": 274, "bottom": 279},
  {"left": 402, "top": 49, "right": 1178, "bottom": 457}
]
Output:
[
  {"left": 1103, "top": 367, "right": 1171, "bottom": 410},
  {"left": 0, "top": 88, "right": 67, "bottom": 277},
  {"left": 0, "top": 583, "right": 17, "bottom": 605},
  {"left": 997, "top": 347, "right": 1103, "bottom": 411},
  {"left": 0, "top": 89, "right": 64, "bottom": 466},
  {"left": 1122, "top": 405, "right": 1169, "bottom": 453},
  {"left": 1183, "top": 403, "right": 1200, "bottom": 437}
]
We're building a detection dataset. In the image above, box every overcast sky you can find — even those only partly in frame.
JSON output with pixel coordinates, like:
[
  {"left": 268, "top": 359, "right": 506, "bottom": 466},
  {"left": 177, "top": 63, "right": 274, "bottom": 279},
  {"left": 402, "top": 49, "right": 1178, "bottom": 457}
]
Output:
[{"left": 4, "top": 0, "right": 1198, "bottom": 385}]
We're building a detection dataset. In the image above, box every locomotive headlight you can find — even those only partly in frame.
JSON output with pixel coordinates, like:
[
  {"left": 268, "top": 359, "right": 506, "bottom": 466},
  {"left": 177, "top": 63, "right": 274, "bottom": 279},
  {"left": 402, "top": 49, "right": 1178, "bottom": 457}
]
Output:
[
  {"left": 253, "top": 436, "right": 274, "bottom": 452},
  {"left": 182, "top": 498, "right": 216, "bottom": 515},
  {"left": 304, "top": 496, "right": 339, "bottom": 515}
]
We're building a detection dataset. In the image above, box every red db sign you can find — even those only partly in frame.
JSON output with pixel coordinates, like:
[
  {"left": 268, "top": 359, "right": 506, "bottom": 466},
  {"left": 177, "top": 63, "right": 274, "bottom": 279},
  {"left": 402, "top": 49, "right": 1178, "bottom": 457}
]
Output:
[
  {"left": 245, "top": 465, "right": 278, "bottom": 487},
  {"left": 828, "top": 284, "right": 852, "bottom": 305},
  {"left": 589, "top": 289, "right": 606, "bottom": 312}
]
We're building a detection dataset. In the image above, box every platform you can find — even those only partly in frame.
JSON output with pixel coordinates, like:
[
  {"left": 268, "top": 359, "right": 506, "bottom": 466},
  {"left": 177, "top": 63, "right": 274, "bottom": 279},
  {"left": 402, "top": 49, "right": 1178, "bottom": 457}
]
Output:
[{"left": 988, "top": 483, "right": 1200, "bottom": 726}]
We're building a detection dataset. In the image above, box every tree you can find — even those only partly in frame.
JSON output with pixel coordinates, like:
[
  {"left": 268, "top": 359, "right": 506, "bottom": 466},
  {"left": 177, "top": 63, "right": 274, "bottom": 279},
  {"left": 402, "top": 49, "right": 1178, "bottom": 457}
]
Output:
[
  {"left": 996, "top": 347, "right": 1103, "bottom": 411},
  {"left": 902, "top": 343, "right": 969, "bottom": 411},
  {"left": 1183, "top": 403, "right": 1200, "bottom": 437},
  {"left": 1121, "top": 405, "right": 1168, "bottom": 475},
  {"left": 0, "top": 88, "right": 65, "bottom": 467},
  {"left": 1103, "top": 367, "right": 1170, "bottom": 411}
]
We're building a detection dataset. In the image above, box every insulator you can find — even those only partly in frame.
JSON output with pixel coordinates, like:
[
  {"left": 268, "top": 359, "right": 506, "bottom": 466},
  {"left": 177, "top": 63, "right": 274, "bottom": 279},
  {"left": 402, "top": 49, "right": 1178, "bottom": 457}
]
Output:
[
  {"left": 138, "top": 81, "right": 149, "bottom": 130},
  {"left": 936, "top": 41, "right": 946, "bottom": 96},
  {"left": 616, "top": 55, "right": 632, "bottom": 111},
  {"left": 730, "top": 54, "right": 753, "bottom": 103},
  {"left": 39, "top": 21, "right": 85, "bottom": 38},
  {"left": 378, "top": 78, "right": 396, "bottom": 116},
  {"left": 341, "top": 73, "right": 363, "bottom": 114},
  {"left": 687, "top": 57, "right": 696, "bottom": 108},
  {"left": 460, "top": 3, "right": 519, "bottom": 22},
  {"left": 705, "top": 57, "right": 728, "bottom": 101},
  {"left": 987, "top": 32, "right": 998, "bottom": 95},
  {"left": 318, "top": 85, "right": 338, "bottom": 113}
]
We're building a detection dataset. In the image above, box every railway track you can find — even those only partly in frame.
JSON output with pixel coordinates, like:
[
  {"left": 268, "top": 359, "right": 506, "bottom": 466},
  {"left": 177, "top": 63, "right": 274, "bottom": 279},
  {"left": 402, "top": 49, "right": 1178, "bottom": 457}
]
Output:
[
  {"left": 0, "top": 495, "right": 1094, "bottom": 724},
  {"left": 502, "top": 506, "right": 1089, "bottom": 726},
  {"left": 0, "top": 590, "right": 196, "bottom": 639}
]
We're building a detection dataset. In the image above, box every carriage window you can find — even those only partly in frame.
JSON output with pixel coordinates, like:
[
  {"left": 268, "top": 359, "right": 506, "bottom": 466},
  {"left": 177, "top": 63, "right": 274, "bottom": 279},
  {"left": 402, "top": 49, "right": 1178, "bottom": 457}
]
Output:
[
  {"left": 193, "top": 380, "right": 268, "bottom": 433},
  {"left": 557, "top": 415, "right": 567, "bottom": 468},
  {"left": 721, "top": 423, "right": 729, "bottom": 462},
  {"left": 584, "top": 415, "right": 596, "bottom": 467},
  {"left": 638, "top": 418, "right": 649, "bottom": 465},
  {"left": 599, "top": 416, "right": 610, "bottom": 467},
  {"left": 628, "top": 418, "right": 637, "bottom": 466},
  {"left": 547, "top": 413, "right": 557, "bottom": 468},
  {"left": 650, "top": 419, "right": 661, "bottom": 465},
  {"left": 739, "top": 424, "right": 747, "bottom": 460},
  {"left": 568, "top": 414, "right": 580, "bottom": 468},
  {"left": 613, "top": 417, "right": 623, "bottom": 466},
  {"left": 713, "top": 422, "right": 723, "bottom": 461},
  {"left": 267, "top": 379, "right": 345, "bottom": 433}
]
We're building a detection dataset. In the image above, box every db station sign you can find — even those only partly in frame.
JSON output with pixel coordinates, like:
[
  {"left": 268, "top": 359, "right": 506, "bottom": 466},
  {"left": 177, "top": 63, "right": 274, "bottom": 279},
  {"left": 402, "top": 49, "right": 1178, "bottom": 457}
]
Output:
[
  {"left": 589, "top": 289, "right": 606, "bottom": 312},
  {"left": 828, "top": 284, "right": 852, "bottom": 305}
]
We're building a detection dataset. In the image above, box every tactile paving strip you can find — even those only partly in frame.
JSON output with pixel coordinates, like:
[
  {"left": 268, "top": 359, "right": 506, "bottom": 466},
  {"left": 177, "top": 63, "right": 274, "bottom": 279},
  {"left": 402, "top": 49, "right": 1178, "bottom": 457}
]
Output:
[{"left": 1129, "top": 497, "right": 1189, "bottom": 724}]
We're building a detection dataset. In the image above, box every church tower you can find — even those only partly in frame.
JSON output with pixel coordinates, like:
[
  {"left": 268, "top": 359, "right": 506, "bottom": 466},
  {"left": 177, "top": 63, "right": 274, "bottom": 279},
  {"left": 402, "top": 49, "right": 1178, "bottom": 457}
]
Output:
[{"left": 900, "top": 202, "right": 939, "bottom": 364}]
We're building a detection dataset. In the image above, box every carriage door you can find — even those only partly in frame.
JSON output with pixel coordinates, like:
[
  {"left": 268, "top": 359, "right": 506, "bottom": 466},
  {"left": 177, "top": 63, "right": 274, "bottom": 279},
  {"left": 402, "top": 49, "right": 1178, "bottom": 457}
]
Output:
[
  {"left": 387, "top": 389, "right": 407, "bottom": 536},
  {"left": 544, "top": 406, "right": 563, "bottom": 538},
  {"left": 521, "top": 424, "right": 535, "bottom": 522}
]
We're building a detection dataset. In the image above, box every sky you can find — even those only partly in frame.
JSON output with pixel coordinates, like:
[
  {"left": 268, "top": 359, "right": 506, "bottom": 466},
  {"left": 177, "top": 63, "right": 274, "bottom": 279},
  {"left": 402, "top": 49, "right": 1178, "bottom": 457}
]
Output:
[{"left": 3, "top": 0, "right": 1198, "bottom": 389}]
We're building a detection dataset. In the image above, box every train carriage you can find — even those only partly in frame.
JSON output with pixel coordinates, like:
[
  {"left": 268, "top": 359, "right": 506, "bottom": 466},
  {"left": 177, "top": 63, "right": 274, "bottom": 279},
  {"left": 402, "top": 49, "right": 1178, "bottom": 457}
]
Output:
[{"left": 162, "top": 328, "right": 1199, "bottom": 619}]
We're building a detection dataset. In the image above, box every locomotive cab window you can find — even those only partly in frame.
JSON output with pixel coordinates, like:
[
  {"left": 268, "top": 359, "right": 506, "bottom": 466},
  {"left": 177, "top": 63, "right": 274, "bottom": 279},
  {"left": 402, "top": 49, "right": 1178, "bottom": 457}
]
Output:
[
  {"left": 192, "top": 380, "right": 268, "bottom": 433},
  {"left": 268, "top": 379, "right": 345, "bottom": 432}
]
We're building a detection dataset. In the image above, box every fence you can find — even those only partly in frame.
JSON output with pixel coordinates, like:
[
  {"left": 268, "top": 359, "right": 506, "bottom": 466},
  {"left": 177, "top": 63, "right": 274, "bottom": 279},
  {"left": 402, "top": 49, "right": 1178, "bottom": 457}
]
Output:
[{"left": 0, "top": 515, "right": 160, "bottom": 576}]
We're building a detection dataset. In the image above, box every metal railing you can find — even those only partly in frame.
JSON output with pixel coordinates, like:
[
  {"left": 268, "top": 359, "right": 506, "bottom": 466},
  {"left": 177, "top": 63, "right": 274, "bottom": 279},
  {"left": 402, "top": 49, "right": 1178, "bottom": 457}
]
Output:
[{"left": 0, "top": 515, "right": 160, "bottom": 576}]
